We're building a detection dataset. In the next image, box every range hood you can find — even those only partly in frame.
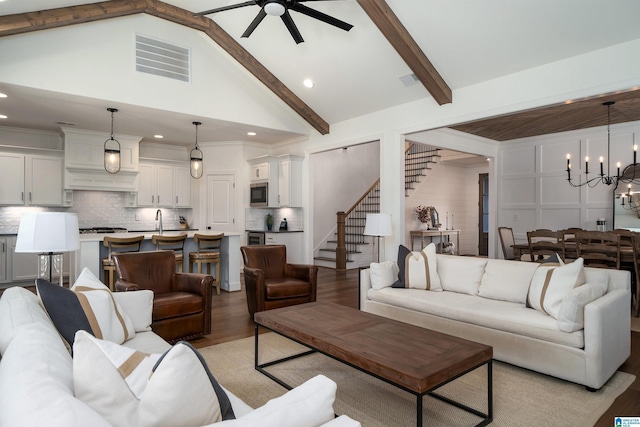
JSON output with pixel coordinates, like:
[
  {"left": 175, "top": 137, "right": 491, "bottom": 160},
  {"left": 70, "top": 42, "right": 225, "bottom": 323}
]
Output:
[{"left": 61, "top": 128, "right": 141, "bottom": 192}]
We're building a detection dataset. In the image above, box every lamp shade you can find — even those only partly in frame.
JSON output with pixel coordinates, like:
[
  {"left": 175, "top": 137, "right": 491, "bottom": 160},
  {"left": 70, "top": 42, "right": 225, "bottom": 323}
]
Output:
[
  {"left": 363, "top": 213, "right": 392, "bottom": 237},
  {"left": 15, "top": 212, "right": 80, "bottom": 253}
]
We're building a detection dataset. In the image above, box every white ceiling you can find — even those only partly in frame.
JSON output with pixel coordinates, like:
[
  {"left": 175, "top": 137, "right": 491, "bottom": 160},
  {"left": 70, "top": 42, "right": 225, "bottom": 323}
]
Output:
[{"left": 1, "top": 0, "right": 640, "bottom": 146}]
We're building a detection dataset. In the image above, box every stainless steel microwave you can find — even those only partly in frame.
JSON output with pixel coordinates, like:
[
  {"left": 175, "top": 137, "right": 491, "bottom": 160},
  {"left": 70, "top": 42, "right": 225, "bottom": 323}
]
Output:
[{"left": 250, "top": 182, "right": 268, "bottom": 207}]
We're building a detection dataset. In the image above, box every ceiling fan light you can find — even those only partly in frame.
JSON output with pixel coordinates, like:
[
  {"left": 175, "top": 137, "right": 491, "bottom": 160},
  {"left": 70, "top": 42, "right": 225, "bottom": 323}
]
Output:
[{"left": 264, "top": 1, "right": 285, "bottom": 16}]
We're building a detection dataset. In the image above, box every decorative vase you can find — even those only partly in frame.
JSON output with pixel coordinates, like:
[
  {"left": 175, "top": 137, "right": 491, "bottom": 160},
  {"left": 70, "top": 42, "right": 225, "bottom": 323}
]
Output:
[{"left": 422, "top": 222, "right": 429, "bottom": 231}]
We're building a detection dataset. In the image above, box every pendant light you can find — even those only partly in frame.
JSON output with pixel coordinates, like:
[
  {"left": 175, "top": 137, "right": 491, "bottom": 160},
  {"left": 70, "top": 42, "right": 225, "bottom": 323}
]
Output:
[
  {"left": 104, "top": 108, "right": 121, "bottom": 174},
  {"left": 190, "top": 121, "right": 203, "bottom": 179}
]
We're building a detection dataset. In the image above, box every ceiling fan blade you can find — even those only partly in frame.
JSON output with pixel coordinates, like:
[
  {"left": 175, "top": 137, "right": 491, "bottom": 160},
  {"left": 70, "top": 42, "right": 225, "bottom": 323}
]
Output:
[
  {"left": 193, "top": 1, "right": 256, "bottom": 17},
  {"left": 281, "top": 11, "right": 304, "bottom": 44},
  {"left": 290, "top": 3, "right": 353, "bottom": 32},
  {"left": 241, "top": 9, "right": 267, "bottom": 38}
]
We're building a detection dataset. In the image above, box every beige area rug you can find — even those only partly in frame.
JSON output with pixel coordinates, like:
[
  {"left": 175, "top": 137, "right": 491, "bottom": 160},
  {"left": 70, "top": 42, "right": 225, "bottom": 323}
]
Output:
[{"left": 199, "top": 333, "right": 634, "bottom": 427}]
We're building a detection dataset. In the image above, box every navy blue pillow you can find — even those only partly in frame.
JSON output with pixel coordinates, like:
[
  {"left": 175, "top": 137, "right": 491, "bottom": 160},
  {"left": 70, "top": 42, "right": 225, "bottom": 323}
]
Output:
[
  {"left": 392, "top": 245, "right": 411, "bottom": 288},
  {"left": 35, "top": 278, "right": 93, "bottom": 345}
]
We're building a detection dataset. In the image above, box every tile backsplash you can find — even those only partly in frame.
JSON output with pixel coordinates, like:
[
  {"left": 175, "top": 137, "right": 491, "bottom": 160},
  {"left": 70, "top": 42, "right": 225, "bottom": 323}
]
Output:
[
  {"left": 0, "top": 190, "right": 191, "bottom": 234},
  {"left": 245, "top": 207, "right": 303, "bottom": 231}
]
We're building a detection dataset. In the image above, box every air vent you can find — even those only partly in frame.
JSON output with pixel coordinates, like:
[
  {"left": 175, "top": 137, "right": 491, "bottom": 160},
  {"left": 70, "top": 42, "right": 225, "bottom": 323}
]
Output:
[
  {"left": 135, "top": 34, "right": 190, "bottom": 82},
  {"left": 399, "top": 73, "right": 420, "bottom": 87}
]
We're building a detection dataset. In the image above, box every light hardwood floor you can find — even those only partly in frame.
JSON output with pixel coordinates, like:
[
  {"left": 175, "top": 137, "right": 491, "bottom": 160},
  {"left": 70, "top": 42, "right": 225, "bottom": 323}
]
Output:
[{"left": 189, "top": 267, "right": 640, "bottom": 425}]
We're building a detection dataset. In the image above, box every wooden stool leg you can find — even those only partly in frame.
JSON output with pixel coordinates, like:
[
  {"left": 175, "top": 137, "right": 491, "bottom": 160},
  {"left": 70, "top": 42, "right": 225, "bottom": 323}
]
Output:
[{"left": 215, "top": 260, "right": 220, "bottom": 295}]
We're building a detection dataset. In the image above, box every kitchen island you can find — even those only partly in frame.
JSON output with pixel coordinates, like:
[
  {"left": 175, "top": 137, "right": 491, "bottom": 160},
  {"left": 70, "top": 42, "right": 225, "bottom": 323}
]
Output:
[{"left": 72, "top": 231, "right": 241, "bottom": 292}]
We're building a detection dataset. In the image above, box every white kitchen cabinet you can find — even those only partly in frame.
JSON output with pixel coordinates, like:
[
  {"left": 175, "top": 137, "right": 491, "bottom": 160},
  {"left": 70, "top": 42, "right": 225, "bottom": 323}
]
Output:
[
  {"left": 0, "top": 152, "right": 63, "bottom": 206},
  {"left": 248, "top": 156, "right": 280, "bottom": 207},
  {"left": 249, "top": 162, "right": 270, "bottom": 182},
  {"left": 137, "top": 161, "right": 191, "bottom": 208},
  {"left": 0, "top": 237, "right": 8, "bottom": 284},
  {"left": 278, "top": 155, "right": 303, "bottom": 207},
  {"left": 264, "top": 232, "right": 304, "bottom": 264}
]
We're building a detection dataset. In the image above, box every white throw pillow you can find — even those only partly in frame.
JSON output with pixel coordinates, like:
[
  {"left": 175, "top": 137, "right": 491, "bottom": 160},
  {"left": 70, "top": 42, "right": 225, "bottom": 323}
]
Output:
[
  {"left": 557, "top": 283, "right": 605, "bottom": 332},
  {"left": 527, "top": 258, "right": 586, "bottom": 319},
  {"left": 437, "top": 255, "right": 487, "bottom": 295},
  {"left": 71, "top": 268, "right": 136, "bottom": 343},
  {"left": 73, "top": 331, "right": 235, "bottom": 427},
  {"left": 369, "top": 261, "right": 399, "bottom": 290},
  {"left": 215, "top": 375, "right": 337, "bottom": 427},
  {"left": 111, "top": 290, "right": 154, "bottom": 332}
]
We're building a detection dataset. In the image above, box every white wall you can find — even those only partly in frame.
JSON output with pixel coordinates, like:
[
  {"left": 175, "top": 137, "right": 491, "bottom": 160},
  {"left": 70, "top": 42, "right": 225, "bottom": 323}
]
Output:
[{"left": 497, "top": 120, "right": 640, "bottom": 245}]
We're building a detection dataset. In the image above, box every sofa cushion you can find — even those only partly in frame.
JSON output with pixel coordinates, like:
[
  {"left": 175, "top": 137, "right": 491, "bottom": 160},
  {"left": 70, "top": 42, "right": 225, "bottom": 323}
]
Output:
[
  {"left": 369, "top": 261, "right": 399, "bottom": 290},
  {"left": 71, "top": 268, "right": 136, "bottom": 344},
  {"left": 557, "top": 283, "right": 605, "bottom": 332},
  {"left": 264, "top": 279, "right": 311, "bottom": 300},
  {"left": 0, "top": 323, "right": 110, "bottom": 427},
  {"left": 36, "top": 278, "right": 93, "bottom": 346},
  {"left": 153, "top": 292, "right": 204, "bottom": 320},
  {"left": 478, "top": 259, "right": 539, "bottom": 304},
  {"left": 527, "top": 258, "right": 585, "bottom": 319},
  {"left": 215, "top": 375, "right": 337, "bottom": 427},
  {"left": 392, "top": 244, "right": 442, "bottom": 291},
  {"left": 73, "top": 331, "right": 235, "bottom": 427},
  {"left": 437, "top": 255, "right": 487, "bottom": 295},
  {"left": 0, "top": 286, "right": 55, "bottom": 355}
]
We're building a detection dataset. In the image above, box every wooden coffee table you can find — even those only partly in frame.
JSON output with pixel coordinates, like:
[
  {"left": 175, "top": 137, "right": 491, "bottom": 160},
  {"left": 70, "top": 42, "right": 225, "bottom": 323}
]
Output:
[{"left": 254, "top": 302, "right": 493, "bottom": 426}]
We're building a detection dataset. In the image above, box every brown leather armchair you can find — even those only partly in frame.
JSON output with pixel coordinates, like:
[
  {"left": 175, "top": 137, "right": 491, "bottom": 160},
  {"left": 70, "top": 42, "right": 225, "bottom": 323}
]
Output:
[
  {"left": 240, "top": 245, "right": 318, "bottom": 318},
  {"left": 113, "top": 250, "right": 213, "bottom": 343}
]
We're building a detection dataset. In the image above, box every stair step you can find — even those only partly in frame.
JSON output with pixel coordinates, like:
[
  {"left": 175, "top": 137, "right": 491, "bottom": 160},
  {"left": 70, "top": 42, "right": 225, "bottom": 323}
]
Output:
[
  {"left": 320, "top": 248, "right": 361, "bottom": 255},
  {"left": 314, "top": 256, "right": 354, "bottom": 263}
]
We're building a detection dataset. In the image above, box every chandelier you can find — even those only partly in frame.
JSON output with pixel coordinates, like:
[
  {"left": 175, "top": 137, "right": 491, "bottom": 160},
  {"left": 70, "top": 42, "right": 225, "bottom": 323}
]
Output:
[
  {"left": 566, "top": 101, "right": 639, "bottom": 188},
  {"left": 618, "top": 184, "right": 640, "bottom": 212}
]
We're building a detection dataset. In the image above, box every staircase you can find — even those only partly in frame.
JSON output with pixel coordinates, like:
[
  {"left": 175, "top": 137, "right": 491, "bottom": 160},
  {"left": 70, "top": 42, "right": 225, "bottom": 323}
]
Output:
[
  {"left": 314, "top": 180, "right": 380, "bottom": 269},
  {"left": 405, "top": 143, "right": 440, "bottom": 196},
  {"left": 314, "top": 143, "right": 440, "bottom": 269}
]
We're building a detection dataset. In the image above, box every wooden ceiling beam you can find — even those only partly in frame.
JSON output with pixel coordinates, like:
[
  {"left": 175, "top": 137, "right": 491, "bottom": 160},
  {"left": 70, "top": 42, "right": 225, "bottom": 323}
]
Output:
[
  {"left": 357, "top": 0, "right": 452, "bottom": 106},
  {"left": 0, "top": 0, "right": 330, "bottom": 135}
]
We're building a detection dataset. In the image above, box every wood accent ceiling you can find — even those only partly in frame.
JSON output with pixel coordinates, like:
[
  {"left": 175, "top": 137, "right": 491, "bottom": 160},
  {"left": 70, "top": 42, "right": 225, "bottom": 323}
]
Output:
[
  {"left": 0, "top": 0, "right": 331, "bottom": 135},
  {"left": 356, "top": 0, "right": 452, "bottom": 105},
  {"left": 451, "top": 89, "right": 640, "bottom": 141}
]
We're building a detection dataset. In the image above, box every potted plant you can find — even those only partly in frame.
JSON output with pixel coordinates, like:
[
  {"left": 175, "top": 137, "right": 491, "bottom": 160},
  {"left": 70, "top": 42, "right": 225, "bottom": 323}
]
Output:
[{"left": 266, "top": 213, "right": 274, "bottom": 231}]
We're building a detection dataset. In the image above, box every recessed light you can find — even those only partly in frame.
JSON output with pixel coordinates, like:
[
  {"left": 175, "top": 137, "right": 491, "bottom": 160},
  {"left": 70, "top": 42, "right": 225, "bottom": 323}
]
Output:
[
  {"left": 303, "top": 79, "right": 314, "bottom": 88},
  {"left": 154, "top": 134, "right": 164, "bottom": 139},
  {"left": 0, "top": 115, "right": 7, "bottom": 119},
  {"left": 0, "top": 93, "right": 7, "bottom": 98},
  {"left": 247, "top": 132, "right": 256, "bottom": 136}
]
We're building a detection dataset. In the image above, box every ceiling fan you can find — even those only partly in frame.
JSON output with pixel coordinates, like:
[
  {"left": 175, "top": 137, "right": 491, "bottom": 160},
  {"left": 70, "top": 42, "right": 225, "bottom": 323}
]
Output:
[{"left": 194, "top": 0, "right": 353, "bottom": 44}]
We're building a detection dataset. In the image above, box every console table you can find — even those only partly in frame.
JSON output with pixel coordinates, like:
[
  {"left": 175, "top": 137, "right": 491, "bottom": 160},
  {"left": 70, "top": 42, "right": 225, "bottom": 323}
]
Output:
[{"left": 410, "top": 229, "right": 460, "bottom": 255}]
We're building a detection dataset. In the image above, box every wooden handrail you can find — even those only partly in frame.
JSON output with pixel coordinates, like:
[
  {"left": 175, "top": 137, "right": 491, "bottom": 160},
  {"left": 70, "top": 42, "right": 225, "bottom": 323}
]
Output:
[{"left": 345, "top": 179, "right": 380, "bottom": 217}]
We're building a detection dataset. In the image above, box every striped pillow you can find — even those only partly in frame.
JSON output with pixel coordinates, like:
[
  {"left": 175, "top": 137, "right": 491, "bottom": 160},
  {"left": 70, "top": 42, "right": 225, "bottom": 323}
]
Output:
[
  {"left": 71, "top": 268, "right": 135, "bottom": 344},
  {"left": 527, "top": 258, "right": 585, "bottom": 319},
  {"left": 73, "top": 331, "right": 235, "bottom": 427},
  {"left": 392, "top": 243, "right": 442, "bottom": 291}
]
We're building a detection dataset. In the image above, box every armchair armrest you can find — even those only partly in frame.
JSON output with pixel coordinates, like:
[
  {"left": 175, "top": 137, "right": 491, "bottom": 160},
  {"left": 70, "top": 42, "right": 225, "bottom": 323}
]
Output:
[
  {"left": 172, "top": 273, "right": 213, "bottom": 296},
  {"left": 115, "top": 279, "right": 141, "bottom": 292},
  {"left": 285, "top": 263, "right": 318, "bottom": 282},
  {"left": 243, "top": 267, "right": 265, "bottom": 317}
]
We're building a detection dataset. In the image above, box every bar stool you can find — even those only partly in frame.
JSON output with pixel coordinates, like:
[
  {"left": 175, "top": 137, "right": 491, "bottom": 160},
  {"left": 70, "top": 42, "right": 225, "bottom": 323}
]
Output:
[
  {"left": 152, "top": 234, "right": 187, "bottom": 272},
  {"left": 189, "top": 233, "right": 223, "bottom": 295},
  {"left": 102, "top": 235, "right": 144, "bottom": 291}
]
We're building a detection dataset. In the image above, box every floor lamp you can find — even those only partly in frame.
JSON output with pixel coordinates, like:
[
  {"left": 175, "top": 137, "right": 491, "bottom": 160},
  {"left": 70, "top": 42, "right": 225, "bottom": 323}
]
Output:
[
  {"left": 15, "top": 212, "right": 80, "bottom": 286},
  {"left": 363, "top": 213, "right": 392, "bottom": 263}
]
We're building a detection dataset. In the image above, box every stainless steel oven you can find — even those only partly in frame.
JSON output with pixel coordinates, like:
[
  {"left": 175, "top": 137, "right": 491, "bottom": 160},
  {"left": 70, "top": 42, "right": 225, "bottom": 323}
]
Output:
[
  {"left": 250, "top": 183, "right": 268, "bottom": 207},
  {"left": 247, "top": 231, "right": 265, "bottom": 245}
]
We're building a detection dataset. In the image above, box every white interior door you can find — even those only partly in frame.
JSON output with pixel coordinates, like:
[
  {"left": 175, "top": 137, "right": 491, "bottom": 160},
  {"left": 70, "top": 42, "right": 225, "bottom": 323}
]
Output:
[{"left": 206, "top": 174, "right": 236, "bottom": 232}]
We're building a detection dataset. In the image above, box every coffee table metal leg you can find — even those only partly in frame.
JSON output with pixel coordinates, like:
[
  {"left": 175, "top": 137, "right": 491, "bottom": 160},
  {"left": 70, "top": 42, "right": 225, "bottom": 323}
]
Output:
[{"left": 417, "top": 394, "right": 422, "bottom": 427}]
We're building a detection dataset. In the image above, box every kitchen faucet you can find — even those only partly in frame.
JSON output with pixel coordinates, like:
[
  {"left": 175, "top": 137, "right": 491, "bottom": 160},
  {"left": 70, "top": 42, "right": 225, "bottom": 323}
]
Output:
[{"left": 155, "top": 209, "right": 163, "bottom": 235}]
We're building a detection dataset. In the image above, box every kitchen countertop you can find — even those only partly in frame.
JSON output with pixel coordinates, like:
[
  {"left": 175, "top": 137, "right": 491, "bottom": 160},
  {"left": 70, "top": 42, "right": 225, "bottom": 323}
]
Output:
[
  {"left": 79, "top": 230, "right": 241, "bottom": 242},
  {"left": 245, "top": 229, "right": 303, "bottom": 233}
]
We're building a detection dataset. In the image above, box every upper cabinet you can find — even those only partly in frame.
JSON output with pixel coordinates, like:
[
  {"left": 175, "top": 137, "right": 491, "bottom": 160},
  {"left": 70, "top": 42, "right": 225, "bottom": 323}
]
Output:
[
  {"left": 0, "top": 152, "right": 65, "bottom": 206},
  {"left": 61, "top": 128, "right": 141, "bottom": 192},
  {"left": 278, "top": 155, "right": 303, "bottom": 207},
  {"left": 136, "top": 160, "right": 191, "bottom": 208},
  {"left": 248, "top": 155, "right": 303, "bottom": 208}
]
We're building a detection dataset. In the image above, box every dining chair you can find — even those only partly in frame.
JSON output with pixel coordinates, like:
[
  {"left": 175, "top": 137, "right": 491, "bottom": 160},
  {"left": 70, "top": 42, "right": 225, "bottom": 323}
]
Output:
[
  {"left": 558, "top": 227, "right": 583, "bottom": 262},
  {"left": 575, "top": 230, "right": 621, "bottom": 269},
  {"left": 498, "top": 227, "right": 516, "bottom": 260},
  {"left": 527, "top": 229, "right": 563, "bottom": 262}
]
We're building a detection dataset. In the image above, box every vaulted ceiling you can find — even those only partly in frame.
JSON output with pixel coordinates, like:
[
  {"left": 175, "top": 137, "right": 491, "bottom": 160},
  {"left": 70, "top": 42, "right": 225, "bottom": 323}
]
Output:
[{"left": 1, "top": 0, "right": 640, "bottom": 146}]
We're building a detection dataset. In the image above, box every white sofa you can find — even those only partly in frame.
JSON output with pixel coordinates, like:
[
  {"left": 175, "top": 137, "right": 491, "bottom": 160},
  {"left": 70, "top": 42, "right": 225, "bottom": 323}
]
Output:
[
  {"left": 360, "top": 251, "right": 631, "bottom": 390},
  {"left": 0, "top": 284, "right": 360, "bottom": 427}
]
